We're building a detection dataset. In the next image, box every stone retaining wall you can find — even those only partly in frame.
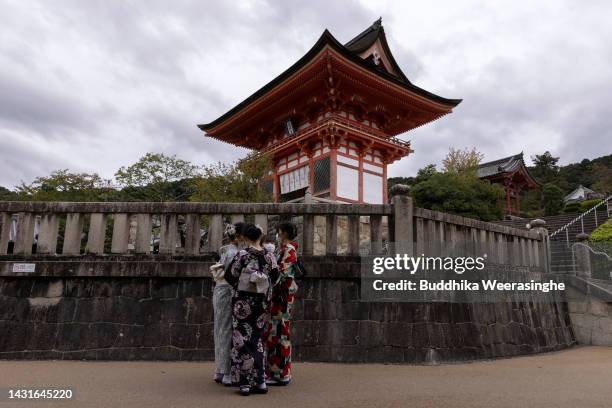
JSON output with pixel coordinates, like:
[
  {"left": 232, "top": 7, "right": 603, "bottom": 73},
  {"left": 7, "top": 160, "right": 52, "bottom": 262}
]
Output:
[
  {"left": 567, "top": 285, "right": 612, "bottom": 346},
  {"left": 0, "top": 256, "right": 576, "bottom": 363}
]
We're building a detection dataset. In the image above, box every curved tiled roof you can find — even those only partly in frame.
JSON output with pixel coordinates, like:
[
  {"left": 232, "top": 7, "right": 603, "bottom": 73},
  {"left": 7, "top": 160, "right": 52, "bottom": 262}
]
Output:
[
  {"left": 477, "top": 152, "right": 540, "bottom": 187},
  {"left": 344, "top": 17, "right": 410, "bottom": 84},
  {"left": 198, "top": 19, "right": 461, "bottom": 132},
  {"left": 477, "top": 152, "right": 526, "bottom": 178}
]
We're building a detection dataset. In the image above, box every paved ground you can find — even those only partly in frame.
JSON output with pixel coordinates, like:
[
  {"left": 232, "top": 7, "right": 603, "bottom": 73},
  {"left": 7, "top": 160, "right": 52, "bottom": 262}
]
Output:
[{"left": 0, "top": 346, "right": 611, "bottom": 408}]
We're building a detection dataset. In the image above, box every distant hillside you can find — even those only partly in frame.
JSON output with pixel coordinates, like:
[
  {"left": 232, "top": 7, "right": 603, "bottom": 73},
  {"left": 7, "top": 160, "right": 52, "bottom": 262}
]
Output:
[
  {"left": 388, "top": 152, "right": 612, "bottom": 218},
  {"left": 530, "top": 153, "right": 612, "bottom": 194}
]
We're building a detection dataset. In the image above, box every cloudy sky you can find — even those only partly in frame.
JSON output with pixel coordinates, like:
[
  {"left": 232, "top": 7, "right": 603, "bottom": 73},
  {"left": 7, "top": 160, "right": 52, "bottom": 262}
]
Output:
[{"left": 1, "top": 0, "right": 611, "bottom": 188}]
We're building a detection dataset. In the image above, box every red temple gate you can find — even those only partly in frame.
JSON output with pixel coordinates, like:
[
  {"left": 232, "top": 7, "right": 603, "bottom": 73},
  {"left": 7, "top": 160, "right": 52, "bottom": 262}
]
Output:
[{"left": 199, "top": 19, "right": 461, "bottom": 203}]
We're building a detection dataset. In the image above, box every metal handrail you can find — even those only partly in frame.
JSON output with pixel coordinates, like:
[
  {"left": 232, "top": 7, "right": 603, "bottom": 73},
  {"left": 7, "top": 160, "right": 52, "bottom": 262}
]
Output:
[{"left": 550, "top": 194, "right": 612, "bottom": 240}]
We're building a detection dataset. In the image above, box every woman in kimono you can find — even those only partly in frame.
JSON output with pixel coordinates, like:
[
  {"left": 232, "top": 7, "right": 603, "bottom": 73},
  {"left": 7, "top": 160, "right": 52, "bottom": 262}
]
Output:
[
  {"left": 266, "top": 222, "right": 299, "bottom": 386},
  {"left": 210, "top": 222, "right": 244, "bottom": 386},
  {"left": 224, "top": 224, "right": 278, "bottom": 396}
]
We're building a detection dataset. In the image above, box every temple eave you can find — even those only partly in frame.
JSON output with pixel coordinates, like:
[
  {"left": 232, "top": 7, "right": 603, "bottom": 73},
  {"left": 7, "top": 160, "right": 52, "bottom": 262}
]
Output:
[{"left": 198, "top": 43, "right": 459, "bottom": 137}]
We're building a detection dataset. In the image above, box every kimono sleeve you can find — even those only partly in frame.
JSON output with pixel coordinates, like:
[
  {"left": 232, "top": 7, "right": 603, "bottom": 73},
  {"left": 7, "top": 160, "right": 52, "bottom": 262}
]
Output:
[
  {"left": 266, "top": 250, "right": 280, "bottom": 286},
  {"left": 221, "top": 245, "right": 239, "bottom": 271},
  {"left": 282, "top": 244, "right": 298, "bottom": 277},
  {"left": 224, "top": 251, "right": 244, "bottom": 287}
]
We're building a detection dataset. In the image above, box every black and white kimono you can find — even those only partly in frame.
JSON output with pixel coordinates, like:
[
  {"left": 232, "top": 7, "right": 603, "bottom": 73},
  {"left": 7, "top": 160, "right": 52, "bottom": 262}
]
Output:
[{"left": 224, "top": 246, "right": 278, "bottom": 388}]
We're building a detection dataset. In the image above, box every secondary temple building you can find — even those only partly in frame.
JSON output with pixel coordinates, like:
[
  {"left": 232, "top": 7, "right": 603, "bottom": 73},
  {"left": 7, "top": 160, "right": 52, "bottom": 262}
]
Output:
[
  {"left": 477, "top": 152, "right": 540, "bottom": 216},
  {"left": 199, "top": 19, "right": 461, "bottom": 203}
]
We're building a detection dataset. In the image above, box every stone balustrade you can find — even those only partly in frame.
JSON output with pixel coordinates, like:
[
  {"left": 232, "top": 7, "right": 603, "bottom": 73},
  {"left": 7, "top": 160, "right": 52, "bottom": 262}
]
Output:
[{"left": 0, "top": 190, "right": 546, "bottom": 269}]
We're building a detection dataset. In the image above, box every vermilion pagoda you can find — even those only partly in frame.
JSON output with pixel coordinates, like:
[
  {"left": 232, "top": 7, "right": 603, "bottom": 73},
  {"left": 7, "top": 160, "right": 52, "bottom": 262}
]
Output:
[{"left": 199, "top": 19, "right": 461, "bottom": 203}]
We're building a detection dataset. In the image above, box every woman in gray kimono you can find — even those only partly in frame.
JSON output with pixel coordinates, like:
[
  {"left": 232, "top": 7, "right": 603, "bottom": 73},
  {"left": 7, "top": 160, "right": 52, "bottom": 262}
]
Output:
[{"left": 211, "top": 222, "right": 244, "bottom": 386}]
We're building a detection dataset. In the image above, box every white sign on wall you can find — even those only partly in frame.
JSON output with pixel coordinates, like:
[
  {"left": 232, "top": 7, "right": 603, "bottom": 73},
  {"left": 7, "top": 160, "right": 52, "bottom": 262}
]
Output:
[
  {"left": 12, "top": 263, "right": 36, "bottom": 273},
  {"left": 280, "top": 165, "right": 309, "bottom": 194}
]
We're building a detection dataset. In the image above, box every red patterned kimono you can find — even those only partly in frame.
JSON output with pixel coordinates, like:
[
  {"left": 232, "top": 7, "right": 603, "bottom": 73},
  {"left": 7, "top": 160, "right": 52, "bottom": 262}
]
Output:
[{"left": 265, "top": 241, "right": 298, "bottom": 383}]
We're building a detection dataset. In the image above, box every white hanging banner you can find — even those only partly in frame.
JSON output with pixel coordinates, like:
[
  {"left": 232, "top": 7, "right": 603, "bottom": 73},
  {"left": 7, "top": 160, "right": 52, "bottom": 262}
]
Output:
[{"left": 280, "top": 165, "right": 309, "bottom": 194}]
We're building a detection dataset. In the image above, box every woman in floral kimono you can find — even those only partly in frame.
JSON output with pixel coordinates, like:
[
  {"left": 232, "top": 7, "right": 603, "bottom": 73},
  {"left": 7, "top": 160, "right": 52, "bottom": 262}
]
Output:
[
  {"left": 224, "top": 224, "right": 278, "bottom": 396},
  {"left": 266, "top": 222, "right": 299, "bottom": 386}
]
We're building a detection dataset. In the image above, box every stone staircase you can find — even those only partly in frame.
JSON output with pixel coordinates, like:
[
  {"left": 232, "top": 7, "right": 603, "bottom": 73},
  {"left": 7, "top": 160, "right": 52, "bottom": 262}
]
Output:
[
  {"left": 495, "top": 202, "right": 611, "bottom": 243},
  {"left": 548, "top": 196, "right": 611, "bottom": 274},
  {"left": 549, "top": 197, "right": 612, "bottom": 243},
  {"left": 496, "top": 196, "right": 612, "bottom": 275},
  {"left": 546, "top": 209, "right": 609, "bottom": 242},
  {"left": 549, "top": 241, "right": 577, "bottom": 275}
]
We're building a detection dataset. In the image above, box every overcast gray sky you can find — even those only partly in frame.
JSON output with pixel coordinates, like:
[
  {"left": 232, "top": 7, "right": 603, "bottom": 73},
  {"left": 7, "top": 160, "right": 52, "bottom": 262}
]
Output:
[{"left": 1, "top": 0, "right": 611, "bottom": 188}]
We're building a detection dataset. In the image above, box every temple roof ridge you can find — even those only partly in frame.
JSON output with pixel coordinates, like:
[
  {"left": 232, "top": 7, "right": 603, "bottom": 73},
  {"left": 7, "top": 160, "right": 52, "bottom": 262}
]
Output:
[
  {"left": 478, "top": 152, "right": 524, "bottom": 170},
  {"left": 477, "top": 152, "right": 540, "bottom": 187},
  {"left": 198, "top": 21, "right": 461, "bottom": 135},
  {"left": 344, "top": 17, "right": 383, "bottom": 52}
]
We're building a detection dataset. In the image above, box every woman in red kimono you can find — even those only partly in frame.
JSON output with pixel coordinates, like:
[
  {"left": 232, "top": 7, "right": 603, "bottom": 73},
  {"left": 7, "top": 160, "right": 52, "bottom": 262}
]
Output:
[{"left": 266, "top": 222, "right": 299, "bottom": 386}]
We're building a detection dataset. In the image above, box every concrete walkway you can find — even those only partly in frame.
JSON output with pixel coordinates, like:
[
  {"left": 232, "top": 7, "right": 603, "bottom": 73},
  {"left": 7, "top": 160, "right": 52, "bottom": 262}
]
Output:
[{"left": 1, "top": 346, "right": 611, "bottom": 408}]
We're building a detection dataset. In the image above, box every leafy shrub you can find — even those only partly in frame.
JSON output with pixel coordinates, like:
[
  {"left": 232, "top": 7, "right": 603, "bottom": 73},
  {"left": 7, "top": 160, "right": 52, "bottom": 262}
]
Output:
[
  {"left": 580, "top": 198, "right": 602, "bottom": 212},
  {"left": 411, "top": 172, "right": 503, "bottom": 221},
  {"left": 590, "top": 218, "right": 612, "bottom": 242},
  {"left": 527, "top": 209, "right": 544, "bottom": 218},
  {"left": 562, "top": 201, "right": 581, "bottom": 214}
]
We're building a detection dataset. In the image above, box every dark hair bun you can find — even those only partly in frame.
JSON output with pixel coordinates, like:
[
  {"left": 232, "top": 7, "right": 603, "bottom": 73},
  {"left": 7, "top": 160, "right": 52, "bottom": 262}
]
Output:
[
  {"left": 243, "top": 223, "right": 263, "bottom": 242},
  {"left": 277, "top": 222, "right": 298, "bottom": 240},
  {"left": 233, "top": 222, "right": 246, "bottom": 236}
]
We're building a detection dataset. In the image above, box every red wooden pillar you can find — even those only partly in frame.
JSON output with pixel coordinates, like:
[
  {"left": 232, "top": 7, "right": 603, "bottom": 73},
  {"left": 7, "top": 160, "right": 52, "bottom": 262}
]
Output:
[
  {"left": 382, "top": 161, "right": 388, "bottom": 203},
  {"left": 515, "top": 188, "right": 521, "bottom": 215},
  {"left": 505, "top": 182, "right": 511, "bottom": 215},
  {"left": 358, "top": 150, "right": 364, "bottom": 202},
  {"left": 273, "top": 168, "right": 279, "bottom": 203}
]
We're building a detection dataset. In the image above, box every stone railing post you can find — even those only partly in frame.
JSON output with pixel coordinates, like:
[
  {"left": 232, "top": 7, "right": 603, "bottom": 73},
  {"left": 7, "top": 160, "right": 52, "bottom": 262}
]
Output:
[
  {"left": 574, "top": 233, "right": 592, "bottom": 278},
  {"left": 0, "top": 213, "right": 11, "bottom": 255},
  {"left": 302, "top": 188, "right": 315, "bottom": 256},
  {"left": 389, "top": 184, "right": 413, "bottom": 255},
  {"left": 159, "top": 214, "right": 178, "bottom": 255},
  {"left": 530, "top": 218, "right": 550, "bottom": 273}
]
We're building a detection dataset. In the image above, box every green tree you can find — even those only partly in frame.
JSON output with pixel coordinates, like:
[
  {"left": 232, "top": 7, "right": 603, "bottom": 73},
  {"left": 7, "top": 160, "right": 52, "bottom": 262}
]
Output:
[
  {"left": 542, "top": 183, "right": 564, "bottom": 216},
  {"left": 114, "top": 152, "right": 200, "bottom": 202},
  {"left": 591, "top": 163, "right": 612, "bottom": 195},
  {"left": 531, "top": 151, "right": 560, "bottom": 185},
  {"left": 557, "top": 158, "right": 591, "bottom": 192},
  {"left": 520, "top": 189, "right": 542, "bottom": 216},
  {"left": 16, "top": 169, "right": 113, "bottom": 202},
  {"left": 191, "top": 152, "right": 272, "bottom": 203},
  {"left": 0, "top": 186, "right": 17, "bottom": 201},
  {"left": 414, "top": 164, "right": 438, "bottom": 184},
  {"left": 387, "top": 165, "right": 436, "bottom": 198},
  {"left": 411, "top": 172, "right": 503, "bottom": 221},
  {"left": 442, "top": 147, "right": 483, "bottom": 175}
]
